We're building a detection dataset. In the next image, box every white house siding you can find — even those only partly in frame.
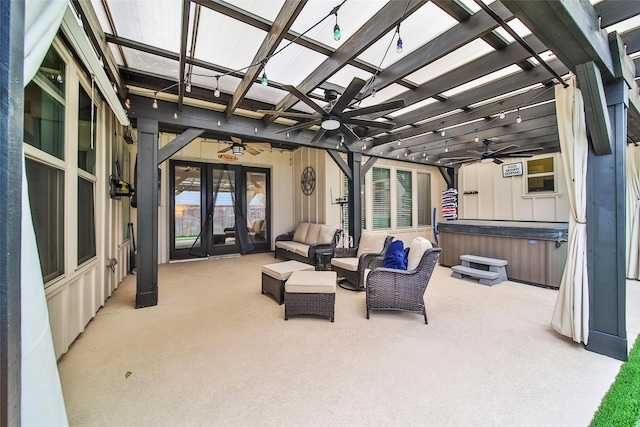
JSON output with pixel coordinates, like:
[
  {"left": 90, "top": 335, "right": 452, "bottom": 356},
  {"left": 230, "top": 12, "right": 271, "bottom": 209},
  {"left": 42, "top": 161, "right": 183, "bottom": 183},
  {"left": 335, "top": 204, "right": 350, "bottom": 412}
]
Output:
[{"left": 458, "top": 153, "right": 570, "bottom": 222}]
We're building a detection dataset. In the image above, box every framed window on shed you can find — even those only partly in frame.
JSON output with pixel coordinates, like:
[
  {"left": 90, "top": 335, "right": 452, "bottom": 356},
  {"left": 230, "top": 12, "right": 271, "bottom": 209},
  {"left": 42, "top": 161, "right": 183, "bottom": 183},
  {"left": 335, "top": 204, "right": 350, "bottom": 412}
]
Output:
[{"left": 526, "top": 157, "right": 555, "bottom": 193}]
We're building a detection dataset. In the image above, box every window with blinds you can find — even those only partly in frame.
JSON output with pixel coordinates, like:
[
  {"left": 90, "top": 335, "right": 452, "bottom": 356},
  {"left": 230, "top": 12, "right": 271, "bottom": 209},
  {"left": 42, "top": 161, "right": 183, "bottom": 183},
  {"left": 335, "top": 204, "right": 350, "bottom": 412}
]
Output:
[
  {"left": 396, "top": 170, "right": 412, "bottom": 227},
  {"left": 417, "top": 172, "right": 431, "bottom": 226},
  {"left": 372, "top": 167, "right": 390, "bottom": 229}
]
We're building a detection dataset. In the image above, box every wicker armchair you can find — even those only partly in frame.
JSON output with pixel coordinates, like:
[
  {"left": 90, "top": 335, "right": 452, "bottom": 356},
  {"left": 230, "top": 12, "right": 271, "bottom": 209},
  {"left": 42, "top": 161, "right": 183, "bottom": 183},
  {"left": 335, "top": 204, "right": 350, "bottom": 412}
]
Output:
[
  {"left": 366, "top": 237, "right": 441, "bottom": 324},
  {"left": 330, "top": 232, "right": 393, "bottom": 291}
]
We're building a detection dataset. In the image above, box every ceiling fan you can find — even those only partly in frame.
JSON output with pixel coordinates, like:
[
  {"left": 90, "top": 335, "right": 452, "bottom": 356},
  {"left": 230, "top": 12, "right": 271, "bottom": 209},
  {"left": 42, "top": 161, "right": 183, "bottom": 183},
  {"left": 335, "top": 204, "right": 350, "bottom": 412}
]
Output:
[
  {"left": 258, "top": 77, "right": 406, "bottom": 144},
  {"left": 218, "top": 136, "right": 271, "bottom": 156},
  {"left": 445, "top": 138, "right": 544, "bottom": 165}
]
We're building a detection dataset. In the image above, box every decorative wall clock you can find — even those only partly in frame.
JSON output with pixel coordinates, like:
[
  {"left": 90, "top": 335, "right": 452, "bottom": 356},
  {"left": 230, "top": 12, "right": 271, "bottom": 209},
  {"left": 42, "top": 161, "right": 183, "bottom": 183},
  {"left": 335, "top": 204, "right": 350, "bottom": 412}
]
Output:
[{"left": 301, "top": 166, "right": 316, "bottom": 196}]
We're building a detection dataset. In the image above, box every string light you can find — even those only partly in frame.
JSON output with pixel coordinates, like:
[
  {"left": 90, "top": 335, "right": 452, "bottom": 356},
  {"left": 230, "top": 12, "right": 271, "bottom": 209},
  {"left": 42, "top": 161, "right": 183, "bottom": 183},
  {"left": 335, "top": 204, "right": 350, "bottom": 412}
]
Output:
[
  {"left": 173, "top": 112, "right": 178, "bottom": 119},
  {"left": 499, "top": 102, "right": 505, "bottom": 119},
  {"left": 396, "top": 24, "right": 403, "bottom": 53},
  {"left": 444, "top": 140, "right": 449, "bottom": 153},
  {"left": 185, "top": 75, "right": 192, "bottom": 93},
  {"left": 516, "top": 108, "right": 522, "bottom": 124},
  {"left": 261, "top": 70, "right": 268, "bottom": 86},
  {"left": 474, "top": 130, "right": 479, "bottom": 143},
  {"left": 333, "top": 11, "right": 341, "bottom": 41},
  {"left": 152, "top": 93, "right": 158, "bottom": 109},
  {"left": 371, "top": 87, "right": 376, "bottom": 97},
  {"left": 213, "top": 75, "right": 220, "bottom": 98},
  {"left": 440, "top": 121, "right": 446, "bottom": 137}
]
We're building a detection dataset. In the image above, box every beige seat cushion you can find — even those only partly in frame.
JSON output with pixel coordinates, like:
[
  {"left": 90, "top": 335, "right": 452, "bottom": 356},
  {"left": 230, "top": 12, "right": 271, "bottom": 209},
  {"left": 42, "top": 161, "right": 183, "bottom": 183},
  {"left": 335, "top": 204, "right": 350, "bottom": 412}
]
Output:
[
  {"left": 294, "top": 245, "right": 311, "bottom": 257},
  {"left": 292, "top": 222, "right": 310, "bottom": 243},
  {"left": 285, "top": 271, "right": 337, "bottom": 293},
  {"left": 262, "top": 260, "right": 314, "bottom": 280},
  {"left": 330, "top": 257, "right": 359, "bottom": 272},
  {"left": 276, "top": 241, "right": 309, "bottom": 255},
  {"left": 318, "top": 225, "right": 336, "bottom": 244},
  {"left": 305, "top": 223, "right": 322, "bottom": 245},
  {"left": 356, "top": 231, "right": 388, "bottom": 257},
  {"left": 406, "top": 237, "right": 433, "bottom": 271}
]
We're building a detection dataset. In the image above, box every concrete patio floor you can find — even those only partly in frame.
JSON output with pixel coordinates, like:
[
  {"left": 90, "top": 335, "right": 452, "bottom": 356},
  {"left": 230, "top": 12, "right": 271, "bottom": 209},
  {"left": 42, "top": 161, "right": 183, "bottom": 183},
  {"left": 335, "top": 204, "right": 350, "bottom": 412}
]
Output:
[{"left": 58, "top": 252, "right": 640, "bottom": 426}]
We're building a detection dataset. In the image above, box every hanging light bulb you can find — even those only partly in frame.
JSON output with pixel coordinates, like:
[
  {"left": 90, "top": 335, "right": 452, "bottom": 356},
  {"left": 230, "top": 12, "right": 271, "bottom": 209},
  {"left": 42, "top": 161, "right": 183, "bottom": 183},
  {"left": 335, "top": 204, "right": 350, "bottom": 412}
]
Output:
[
  {"left": 474, "top": 130, "right": 479, "bottom": 143},
  {"left": 397, "top": 140, "right": 401, "bottom": 146},
  {"left": 396, "top": 36, "right": 403, "bottom": 54},
  {"left": 333, "top": 12, "right": 341, "bottom": 41},
  {"left": 213, "top": 76, "right": 220, "bottom": 98},
  {"left": 516, "top": 108, "right": 522, "bottom": 124},
  {"left": 56, "top": 73, "right": 63, "bottom": 83},
  {"left": 152, "top": 93, "right": 158, "bottom": 110},
  {"left": 173, "top": 112, "right": 178, "bottom": 119},
  {"left": 261, "top": 71, "right": 268, "bottom": 86},
  {"left": 440, "top": 121, "right": 446, "bottom": 137},
  {"left": 499, "top": 102, "right": 505, "bottom": 119},
  {"left": 185, "top": 81, "right": 192, "bottom": 93},
  {"left": 444, "top": 141, "right": 449, "bottom": 153},
  {"left": 371, "top": 87, "right": 376, "bottom": 97},
  {"left": 112, "top": 82, "right": 117, "bottom": 92}
]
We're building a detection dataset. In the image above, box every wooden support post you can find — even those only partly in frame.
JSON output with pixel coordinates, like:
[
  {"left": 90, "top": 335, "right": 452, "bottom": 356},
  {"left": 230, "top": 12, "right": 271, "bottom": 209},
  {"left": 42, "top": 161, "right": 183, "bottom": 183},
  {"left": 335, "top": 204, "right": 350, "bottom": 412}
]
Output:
[
  {"left": 136, "top": 119, "right": 159, "bottom": 308},
  {"left": 586, "top": 80, "right": 628, "bottom": 361}
]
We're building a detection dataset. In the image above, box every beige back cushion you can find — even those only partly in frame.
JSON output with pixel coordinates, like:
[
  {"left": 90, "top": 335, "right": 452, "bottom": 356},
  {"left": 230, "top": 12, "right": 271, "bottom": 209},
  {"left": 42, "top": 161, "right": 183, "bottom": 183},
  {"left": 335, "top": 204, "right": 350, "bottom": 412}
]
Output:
[
  {"left": 318, "top": 225, "right": 336, "bottom": 244},
  {"left": 406, "top": 237, "right": 433, "bottom": 271},
  {"left": 356, "top": 231, "right": 388, "bottom": 257},
  {"left": 292, "top": 222, "right": 310, "bottom": 243},
  {"left": 305, "top": 223, "right": 322, "bottom": 245}
]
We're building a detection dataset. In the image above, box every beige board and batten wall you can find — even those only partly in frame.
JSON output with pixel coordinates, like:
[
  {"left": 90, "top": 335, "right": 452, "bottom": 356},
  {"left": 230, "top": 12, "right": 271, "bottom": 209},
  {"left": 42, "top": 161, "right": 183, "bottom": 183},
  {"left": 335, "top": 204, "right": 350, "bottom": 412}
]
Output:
[{"left": 440, "top": 153, "right": 570, "bottom": 288}]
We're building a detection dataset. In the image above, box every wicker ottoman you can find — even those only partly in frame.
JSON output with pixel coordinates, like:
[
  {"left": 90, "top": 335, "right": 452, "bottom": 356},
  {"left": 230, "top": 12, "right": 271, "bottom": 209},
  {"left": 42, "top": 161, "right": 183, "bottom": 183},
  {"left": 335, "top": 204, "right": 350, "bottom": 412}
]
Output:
[
  {"left": 262, "top": 260, "right": 315, "bottom": 305},
  {"left": 284, "top": 271, "right": 337, "bottom": 322}
]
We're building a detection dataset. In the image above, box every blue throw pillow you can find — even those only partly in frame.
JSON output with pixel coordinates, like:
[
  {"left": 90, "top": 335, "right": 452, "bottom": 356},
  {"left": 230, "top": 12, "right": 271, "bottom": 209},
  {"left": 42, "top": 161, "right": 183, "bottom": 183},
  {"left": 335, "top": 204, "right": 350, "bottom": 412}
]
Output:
[{"left": 384, "top": 240, "right": 407, "bottom": 270}]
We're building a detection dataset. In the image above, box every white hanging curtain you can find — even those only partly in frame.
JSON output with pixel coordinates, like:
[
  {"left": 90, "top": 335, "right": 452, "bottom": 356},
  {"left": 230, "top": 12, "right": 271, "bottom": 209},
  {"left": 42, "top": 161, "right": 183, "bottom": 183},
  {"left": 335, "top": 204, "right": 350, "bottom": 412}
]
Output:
[
  {"left": 22, "top": 0, "right": 69, "bottom": 425},
  {"left": 626, "top": 143, "right": 640, "bottom": 279},
  {"left": 551, "top": 76, "right": 590, "bottom": 344}
]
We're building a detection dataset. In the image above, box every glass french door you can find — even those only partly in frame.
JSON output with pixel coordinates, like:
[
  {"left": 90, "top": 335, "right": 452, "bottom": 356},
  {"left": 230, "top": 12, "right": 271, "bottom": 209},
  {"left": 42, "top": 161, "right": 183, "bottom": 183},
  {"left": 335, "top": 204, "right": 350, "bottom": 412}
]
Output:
[
  {"left": 208, "top": 165, "right": 241, "bottom": 256},
  {"left": 170, "top": 161, "right": 270, "bottom": 259}
]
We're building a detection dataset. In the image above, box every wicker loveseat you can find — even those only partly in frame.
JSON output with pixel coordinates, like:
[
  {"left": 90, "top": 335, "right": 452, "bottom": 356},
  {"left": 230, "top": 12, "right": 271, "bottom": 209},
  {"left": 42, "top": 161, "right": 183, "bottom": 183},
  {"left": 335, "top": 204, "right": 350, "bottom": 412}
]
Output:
[{"left": 275, "top": 222, "right": 340, "bottom": 267}]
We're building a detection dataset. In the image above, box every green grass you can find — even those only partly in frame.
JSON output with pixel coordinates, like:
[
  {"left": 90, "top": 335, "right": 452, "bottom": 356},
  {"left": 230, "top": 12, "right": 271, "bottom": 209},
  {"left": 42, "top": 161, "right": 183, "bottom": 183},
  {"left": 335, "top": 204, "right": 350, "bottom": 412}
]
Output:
[{"left": 590, "top": 333, "right": 640, "bottom": 427}]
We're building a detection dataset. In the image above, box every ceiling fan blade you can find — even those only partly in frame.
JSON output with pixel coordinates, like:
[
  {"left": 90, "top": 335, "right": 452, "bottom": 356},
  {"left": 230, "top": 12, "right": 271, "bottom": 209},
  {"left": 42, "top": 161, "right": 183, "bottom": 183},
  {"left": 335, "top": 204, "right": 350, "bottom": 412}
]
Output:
[
  {"left": 490, "top": 144, "right": 516, "bottom": 155},
  {"left": 341, "top": 99, "right": 406, "bottom": 119},
  {"left": 230, "top": 136, "right": 242, "bottom": 144},
  {"left": 218, "top": 146, "right": 232, "bottom": 154},
  {"left": 274, "top": 118, "right": 321, "bottom": 134},
  {"left": 257, "top": 110, "right": 319, "bottom": 119},
  {"left": 500, "top": 153, "right": 536, "bottom": 158},
  {"left": 283, "top": 84, "right": 327, "bottom": 116},
  {"left": 340, "top": 124, "right": 360, "bottom": 143},
  {"left": 467, "top": 150, "right": 485, "bottom": 155},
  {"left": 447, "top": 158, "right": 477, "bottom": 165},
  {"left": 499, "top": 147, "right": 545, "bottom": 155},
  {"left": 245, "top": 146, "right": 260, "bottom": 155},
  {"left": 343, "top": 117, "right": 396, "bottom": 130},
  {"left": 310, "top": 128, "right": 327, "bottom": 144},
  {"left": 330, "top": 77, "right": 367, "bottom": 115},
  {"left": 247, "top": 142, "right": 271, "bottom": 149},
  {"left": 493, "top": 158, "right": 504, "bottom": 165}
]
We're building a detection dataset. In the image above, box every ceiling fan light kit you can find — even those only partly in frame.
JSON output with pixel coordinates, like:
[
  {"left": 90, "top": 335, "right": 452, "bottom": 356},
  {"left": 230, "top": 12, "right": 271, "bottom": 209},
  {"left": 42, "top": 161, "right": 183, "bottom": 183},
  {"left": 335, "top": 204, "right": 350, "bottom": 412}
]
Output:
[{"left": 321, "top": 116, "right": 341, "bottom": 130}]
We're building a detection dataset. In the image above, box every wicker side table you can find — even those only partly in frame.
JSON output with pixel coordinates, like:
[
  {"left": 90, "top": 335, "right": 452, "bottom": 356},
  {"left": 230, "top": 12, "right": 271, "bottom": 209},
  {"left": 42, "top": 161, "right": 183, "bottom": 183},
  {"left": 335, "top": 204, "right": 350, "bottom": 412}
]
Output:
[
  {"left": 261, "top": 260, "right": 314, "bottom": 305},
  {"left": 284, "top": 270, "right": 337, "bottom": 322}
]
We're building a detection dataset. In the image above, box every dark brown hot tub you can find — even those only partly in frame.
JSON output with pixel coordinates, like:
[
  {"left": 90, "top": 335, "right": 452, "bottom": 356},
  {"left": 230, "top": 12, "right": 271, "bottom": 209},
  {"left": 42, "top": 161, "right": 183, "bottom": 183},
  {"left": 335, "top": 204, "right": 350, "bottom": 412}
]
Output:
[{"left": 437, "top": 220, "right": 568, "bottom": 288}]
